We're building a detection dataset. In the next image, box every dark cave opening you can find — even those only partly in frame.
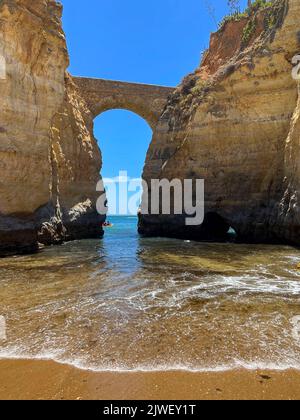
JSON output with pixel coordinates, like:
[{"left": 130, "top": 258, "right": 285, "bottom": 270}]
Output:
[{"left": 200, "top": 212, "right": 237, "bottom": 242}]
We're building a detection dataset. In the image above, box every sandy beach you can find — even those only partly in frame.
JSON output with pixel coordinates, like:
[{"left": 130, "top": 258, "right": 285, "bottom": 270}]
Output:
[{"left": 0, "top": 359, "right": 299, "bottom": 400}]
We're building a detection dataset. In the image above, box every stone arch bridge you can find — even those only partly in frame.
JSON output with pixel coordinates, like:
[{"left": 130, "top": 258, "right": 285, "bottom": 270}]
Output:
[{"left": 73, "top": 77, "right": 175, "bottom": 129}]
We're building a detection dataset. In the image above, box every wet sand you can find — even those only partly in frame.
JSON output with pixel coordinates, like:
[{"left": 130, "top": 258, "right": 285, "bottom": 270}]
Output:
[{"left": 0, "top": 359, "right": 300, "bottom": 400}]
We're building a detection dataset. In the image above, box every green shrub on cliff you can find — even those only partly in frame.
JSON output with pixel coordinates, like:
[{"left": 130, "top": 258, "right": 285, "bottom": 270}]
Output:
[
  {"left": 247, "top": 0, "right": 273, "bottom": 14},
  {"left": 219, "top": 0, "right": 273, "bottom": 30},
  {"left": 242, "top": 18, "right": 257, "bottom": 45},
  {"left": 218, "top": 11, "right": 247, "bottom": 29}
]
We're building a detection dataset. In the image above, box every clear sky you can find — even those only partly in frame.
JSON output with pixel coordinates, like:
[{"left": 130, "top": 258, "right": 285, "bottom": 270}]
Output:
[{"left": 60, "top": 0, "right": 247, "bottom": 213}]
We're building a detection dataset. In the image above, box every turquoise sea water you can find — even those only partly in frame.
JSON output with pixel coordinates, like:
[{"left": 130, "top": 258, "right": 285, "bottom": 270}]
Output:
[{"left": 0, "top": 216, "right": 300, "bottom": 371}]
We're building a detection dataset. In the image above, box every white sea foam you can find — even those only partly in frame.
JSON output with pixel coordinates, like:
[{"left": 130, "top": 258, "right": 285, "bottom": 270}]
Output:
[
  {"left": 0, "top": 350, "right": 300, "bottom": 373},
  {"left": 291, "top": 316, "right": 300, "bottom": 346},
  {"left": 1, "top": 236, "right": 300, "bottom": 377}
]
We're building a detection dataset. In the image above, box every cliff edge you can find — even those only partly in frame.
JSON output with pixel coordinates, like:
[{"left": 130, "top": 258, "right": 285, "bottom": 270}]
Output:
[
  {"left": 0, "top": 0, "right": 104, "bottom": 255},
  {"left": 140, "top": 0, "right": 300, "bottom": 245}
]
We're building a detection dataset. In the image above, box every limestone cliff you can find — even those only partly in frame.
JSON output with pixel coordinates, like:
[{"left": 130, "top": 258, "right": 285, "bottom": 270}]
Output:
[
  {"left": 140, "top": 0, "right": 300, "bottom": 245},
  {"left": 0, "top": 0, "right": 103, "bottom": 255}
]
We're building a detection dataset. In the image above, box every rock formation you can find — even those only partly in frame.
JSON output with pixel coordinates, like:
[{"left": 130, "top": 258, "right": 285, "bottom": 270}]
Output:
[
  {"left": 1, "top": 0, "right": 300, "bottom": 255},
  {"left": 0, "top": 0, "right": 104, "bottom": 255},
  {"left": 140, "top": 0, "right": 300, "bottom": 245}
]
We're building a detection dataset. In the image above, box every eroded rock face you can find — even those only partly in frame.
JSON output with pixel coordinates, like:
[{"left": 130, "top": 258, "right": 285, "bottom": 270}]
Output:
[
  {"left": 1, "top": 0, "right": 299, "bottom": 254},
  {"left": 0, "top": 0, "right": 103, "bottom": 255},
  {"left": 276, "top": 83, "right": 300, "bottom": 243},
  {"left": 140, "top": 0, "right": 300, "bottom": 245}
]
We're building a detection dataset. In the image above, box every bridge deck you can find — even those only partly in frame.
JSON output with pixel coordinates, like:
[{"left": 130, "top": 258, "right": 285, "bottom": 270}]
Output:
[{"left": 72, "top": 76, "right": 176, "bottom": 129}]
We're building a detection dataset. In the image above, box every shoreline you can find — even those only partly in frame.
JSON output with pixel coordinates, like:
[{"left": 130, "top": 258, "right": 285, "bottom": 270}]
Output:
[{"left": 1, "top": 359, "right": 300, "bottom": 400}]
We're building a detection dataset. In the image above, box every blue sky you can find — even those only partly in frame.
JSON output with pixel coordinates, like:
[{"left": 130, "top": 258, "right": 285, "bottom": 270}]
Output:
[{"left": 60, "top": 0, "right": 247, "bottom": 213}]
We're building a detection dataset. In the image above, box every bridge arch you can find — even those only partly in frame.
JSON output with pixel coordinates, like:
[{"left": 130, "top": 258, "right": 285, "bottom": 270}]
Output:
[{"left": 73, "top": 77, "right": 175, "bottom": 130}]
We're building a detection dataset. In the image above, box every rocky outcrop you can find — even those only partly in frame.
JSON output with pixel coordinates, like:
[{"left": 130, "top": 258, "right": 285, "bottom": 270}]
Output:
[
  {"left": 276, "top": 83, "right": 300, "bottom": 243},
  {"left": 0, "top": 0, "right": 103, "bottom": 255},
  {"left": 1, "top": 0, "right": 300, "bottom": 254},
  {"left": 140, "top": 0, "right": 300, "bottom": 245}
]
